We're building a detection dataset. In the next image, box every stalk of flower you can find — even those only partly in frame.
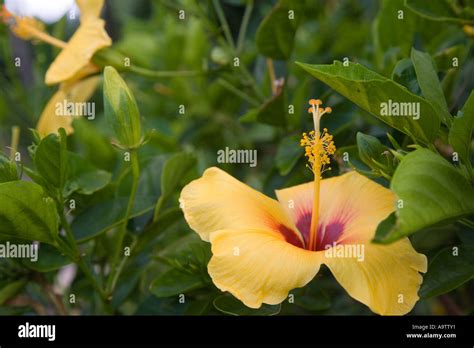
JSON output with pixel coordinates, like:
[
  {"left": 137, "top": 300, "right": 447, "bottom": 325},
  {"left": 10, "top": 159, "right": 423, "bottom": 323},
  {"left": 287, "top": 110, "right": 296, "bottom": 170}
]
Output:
[{"left": 179, "top": 98, "right": 428, "bottom": 315}]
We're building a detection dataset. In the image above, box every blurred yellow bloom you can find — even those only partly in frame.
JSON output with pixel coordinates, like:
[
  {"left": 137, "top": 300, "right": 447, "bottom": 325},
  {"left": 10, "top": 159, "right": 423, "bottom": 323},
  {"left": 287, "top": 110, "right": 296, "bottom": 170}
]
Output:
[
  {"left": 1, "top": 0, "right": 111, "bottom": 136},
  {"left": 36, "top": 76, "right": 100, "bottom": 137},
  {"left": 45, "top": 0, "right": 111, "bottom": 85},
  {"left": 180, "top": 99, "right": 427, "bottom": 315}
]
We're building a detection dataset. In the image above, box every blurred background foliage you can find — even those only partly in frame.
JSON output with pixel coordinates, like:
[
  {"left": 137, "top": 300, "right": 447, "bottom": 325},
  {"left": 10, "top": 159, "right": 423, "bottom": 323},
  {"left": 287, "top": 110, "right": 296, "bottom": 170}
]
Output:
[{"left": 0, "top": 0, "right": 473, "bottom": 315}]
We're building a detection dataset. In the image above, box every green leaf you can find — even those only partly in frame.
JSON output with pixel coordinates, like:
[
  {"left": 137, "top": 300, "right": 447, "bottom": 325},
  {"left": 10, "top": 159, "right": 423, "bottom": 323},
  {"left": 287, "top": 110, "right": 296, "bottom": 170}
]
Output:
[
  {"left": 0, "top": 181, "right": 58, "bottom": 244},
  {"left": 34, "top": 132, "right": 67, "bottom": 189},
  {"left": 65, "top": 153, "right": 112, "bottom": 196},
  {"left": 239, "top": 90, "right": 287, "bottom": 127},
  {"left": 256, "top": 90, "right": 287, "bottom": 127},
  {"left": 103, "top": 66, "right": 142, "bottom": 149},
  {"left": 391, "top": 58, "right": 420, "bottom": 95},
  {"left": 72, "top": 119, "right": 117, "bottom": 171},
  {"left": 21, "top": 244, "right": 70, "bottom": 272},
  {"left": 72, "top": 196, "right": 154, "bottom": 242},
  {"left": 161, "top": 153, "right": 196, "bottom": 198},
  {"left": 296, "top": 61, "right": 440, "bottom": 144},
  {"left": 373, "top": 0, "right": 415, "bottom": 69},
  {"left": 420, "top": 245, "right": 474, "bottom": 298},
  {"left": 255, "top": 0, "right": 301, "bottom": 60},
  {"left": 0, "top": 153, "right": 18, "bottom": 183},
  {"left": 213, "top": 294, "right": 281, "bottom": 316},
  {"left": 357, "top": 132, "right": 388, "bottom": 168},
  {"left": 0, "top": 280, "right": 27, "bottom": 305},
  {"left": 275, "top": 135, "right": 301, "bottom": 175},
  {"left": 411, "top": 48, "right": 451, "bottom": 125},
  {"left": 405, "top": 0, "right": 474, "bottom": 24},
  {"left": 449, "top": 91, "right": 474, "bottom": 165},
  {"left": 374, "top": 148, "right": 474, "bottom": 243},
  {"left": 150, "top": 268, "right": 204, "bottom": 297}
]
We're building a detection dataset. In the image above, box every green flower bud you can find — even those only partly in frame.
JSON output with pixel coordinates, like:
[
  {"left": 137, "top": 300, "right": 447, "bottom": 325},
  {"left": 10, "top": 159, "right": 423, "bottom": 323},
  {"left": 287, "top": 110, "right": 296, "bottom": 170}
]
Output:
[{"left": 103, "top": 66, "right": 142, "bottom": 149}]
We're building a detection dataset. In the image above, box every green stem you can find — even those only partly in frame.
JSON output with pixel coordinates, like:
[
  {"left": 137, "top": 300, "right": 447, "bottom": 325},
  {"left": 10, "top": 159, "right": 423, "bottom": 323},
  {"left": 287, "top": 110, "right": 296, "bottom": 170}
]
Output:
[
  {"left": 129, "top": 65, "right": 206, "bottom": 78},
  {"left": 106, "top": 150, "right": 140, "bottom": 295},
  {"left": 108, "top": 238, "right": 137, "bottom": 293},
  {"left": 217, "top": 78, "right": 260, "bottom": 106},
  {"left": 10, "top": 126, "right": 20, "bottom": 159},
  {"left": 152, "top": 196, "right": 165, "bottom": 223},
  {"left": 56, "top": 202, "right": 106, "bottom": 300},
  {"left": 212, "top": 0, "right": 235, "bottom": 50},
  {"left": 237, "top": 0, "right": 253, "bottom": 54}
]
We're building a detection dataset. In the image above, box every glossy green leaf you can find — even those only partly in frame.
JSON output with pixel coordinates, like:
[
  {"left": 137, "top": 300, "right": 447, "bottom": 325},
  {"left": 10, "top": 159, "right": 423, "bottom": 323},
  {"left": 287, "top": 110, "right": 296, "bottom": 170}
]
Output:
[
  {"left": 420, "top": 245, "right": 474, "bottom": 298},
  {"left": 213, "top": 294, "right": 281, "bottom": 316},
  {"left": 103, "top": 66, "right": 142, "bottom": 149},
  {"left": 0, "top": 181, "right": 58, "bottom": 244},
  {"left": 65, "top": 153, "right": 112, "bottom": 196},
  {"left": 357, "top": 132, "right": 388, "bottom": 168},
  {"left": 391, "top": 58, "right": 421, "bottom": 95},
  {"left": 411, "top": 48, "right": 451, "bottom": 125},
  {"left": 34, "top": 131, "right": 67, "bottom": 189},
  {"left": 0, "top": 153, "right": 18, "bottom": 183},
  {"left": 374, "top": 148, "right": 474, "bottom": 243},
  {"left": 150, "top": 268, "right": 204, "bottom": 297},
  {"left": 255, "top": 0, "right": 301, "bottom": 60},
  {"left": 449, "top": 91, "right": 474, "bottom": 165},
  {"left": 296, "top": 61, "right": 440, "bottom": 144}
]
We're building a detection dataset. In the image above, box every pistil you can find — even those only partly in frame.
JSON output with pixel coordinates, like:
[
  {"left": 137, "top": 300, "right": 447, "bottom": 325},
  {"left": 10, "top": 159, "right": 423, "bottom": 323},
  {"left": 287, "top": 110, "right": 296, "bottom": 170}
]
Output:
[{"left": 300, "top": 99, "right": 335, "bottom": 250}]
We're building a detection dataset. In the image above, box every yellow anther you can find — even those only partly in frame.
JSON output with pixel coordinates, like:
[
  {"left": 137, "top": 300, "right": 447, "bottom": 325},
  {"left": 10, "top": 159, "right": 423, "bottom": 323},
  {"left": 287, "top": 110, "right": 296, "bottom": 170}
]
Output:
[{"left": 309, "top": 99, "right": 322, "bottom": 106}]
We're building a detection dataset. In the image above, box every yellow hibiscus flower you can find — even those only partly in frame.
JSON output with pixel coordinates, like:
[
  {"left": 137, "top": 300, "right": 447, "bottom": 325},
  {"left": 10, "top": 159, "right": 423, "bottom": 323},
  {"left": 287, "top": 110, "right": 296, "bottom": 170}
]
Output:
[
  {"left": 179, "top": 99, "right": 427, "bottom": 315},
  {"left": 1, "top": 0, "right": 111, "bottom": 136}
]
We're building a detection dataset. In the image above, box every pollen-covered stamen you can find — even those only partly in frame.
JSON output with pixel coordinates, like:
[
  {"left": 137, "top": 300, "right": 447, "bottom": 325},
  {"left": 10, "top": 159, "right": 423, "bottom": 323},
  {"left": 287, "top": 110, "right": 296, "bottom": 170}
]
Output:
[
  {"left": 301, "top": 100, "right": 336, "bottom": 176},
  {"left": 300, "top": 128, "right": 336, "bottom": 175},
  {"left": 300, "top": 98, "right": 336, "bottom": 251}
]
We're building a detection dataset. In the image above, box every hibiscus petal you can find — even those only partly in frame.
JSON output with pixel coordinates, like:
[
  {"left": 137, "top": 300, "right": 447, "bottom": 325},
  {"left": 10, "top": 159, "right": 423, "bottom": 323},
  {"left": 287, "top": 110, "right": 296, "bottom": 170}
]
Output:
[
  {"left": 45, "top": 18, "right": 111, "bottom": 85},
  {"left": 208, "top": 228, "right": 322, "bottom": 308},
  {"left": 322, "top": 238, "right": 427, "bottom": 315},
  {"left": 76, "top": 0, "right": 104, "bottom": 22},
  {"left": 180, "top": 167, "right": 304, "bottom": 246},
  {"left": 37, "top": 75, "right": 100, "bottom": 137},
  {"left": 276, "top": 171, "right": 396, "bottom": 247}
]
